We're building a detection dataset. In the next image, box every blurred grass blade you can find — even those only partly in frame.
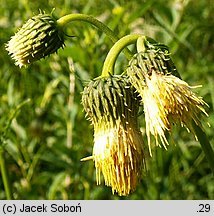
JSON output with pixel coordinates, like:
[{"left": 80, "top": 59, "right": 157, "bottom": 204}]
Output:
[
  {"left": 48, "top": 172, "right": 68, "bottom": 199},
  {"left": 0, "top": 98, "right": 31, "bottom": 200},
  {"left": 192, "top": 121, "right": 214, "bottom": 174},
  {"left": 0, "top": 148, "right": 12, "bottom": 199}
]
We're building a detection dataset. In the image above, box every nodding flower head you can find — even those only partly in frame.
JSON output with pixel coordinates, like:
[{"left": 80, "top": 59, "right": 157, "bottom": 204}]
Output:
[
  {"left": 81, "top": 75, "right": 145, "bottom": 196},
  {"left": 126, "top": 48, "right": 208, "bottom": 156},
  {"left": 6, "top": 12, "right": 65, "bottom": 67}
]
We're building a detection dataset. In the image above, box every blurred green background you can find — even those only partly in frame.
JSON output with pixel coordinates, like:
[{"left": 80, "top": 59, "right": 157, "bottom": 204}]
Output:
[{"left": 0, "top": 0, "right": 213, "bottom": 199}]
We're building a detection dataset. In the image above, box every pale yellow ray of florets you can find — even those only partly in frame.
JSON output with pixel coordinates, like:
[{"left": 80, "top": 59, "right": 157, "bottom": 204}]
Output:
[
  {"left": 143, "top": 71, "right": 208, "bottom": 156},
  {"left": 82, "top": 119, "right": 145, "bottom": 196}
]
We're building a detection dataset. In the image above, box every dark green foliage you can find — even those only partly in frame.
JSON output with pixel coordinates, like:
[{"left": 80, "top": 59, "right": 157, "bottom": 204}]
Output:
[{"left": 0, "top": 0, "right": 213, "bottom": 199}]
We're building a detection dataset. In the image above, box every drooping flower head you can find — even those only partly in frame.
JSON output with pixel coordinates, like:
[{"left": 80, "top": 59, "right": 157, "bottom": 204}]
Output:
[
  {"left": 126, "top": 38, "right": 208, "bottom": 156},
  {"left": 6, "top": 12, "right": 65, "bottom": 67},
  {"left": 81, "top": 75, "right": 145, "bottom": 196}
]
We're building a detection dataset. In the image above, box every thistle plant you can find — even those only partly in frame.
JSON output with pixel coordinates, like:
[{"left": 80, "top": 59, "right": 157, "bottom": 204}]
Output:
[{"left": 4, "top": 11, "right": 214, "bottom": 198}]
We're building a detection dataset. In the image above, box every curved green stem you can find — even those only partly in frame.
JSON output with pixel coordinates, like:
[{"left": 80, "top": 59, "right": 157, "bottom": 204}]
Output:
[
  {"left": 101, "top": 34, "right": 142, "bottom": 77},
  {"left": 136, "top": 35, "right": 147, "bottom": 53},
  {"left": 57, "top": 14, "right": 133, "bottom": 59},
  {"left": 0, "top": 147, "right": 12, "bottom": 199}
]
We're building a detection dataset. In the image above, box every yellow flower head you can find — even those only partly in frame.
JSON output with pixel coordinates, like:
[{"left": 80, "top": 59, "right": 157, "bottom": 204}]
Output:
[
  {"left": 6, "top": 12, "right": 65, "bottom": 67},
  {"left": 81, "top": 75, "right": 145, "bottom": 196},
  {"left": 127, "top": 51, "right": 208, "bottom": 156},
  {"left": 143, "top": 71, "right": 208, "bottom": 155}
]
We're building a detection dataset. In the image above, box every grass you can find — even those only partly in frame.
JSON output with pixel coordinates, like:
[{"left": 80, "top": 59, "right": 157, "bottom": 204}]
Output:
[{"left": 0, "top": 0, "right": 213, "bottom": 199}]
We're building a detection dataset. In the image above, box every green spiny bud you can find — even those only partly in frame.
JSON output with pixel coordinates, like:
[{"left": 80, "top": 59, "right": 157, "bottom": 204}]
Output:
[
  {"left": 135, "top": 37, "right": 180, "bottom": 77},
  {"left": 6, "top": 13, "right": 65, "bottom": 67},
  {"left": 127, "top": 49, "right": 178, "bottom": 82},
  {"left": 126, "top": 41, "right": 181, "bottom": 99},
  {"left": 82, "top": 75, "right": 140, "bottom": 125}
]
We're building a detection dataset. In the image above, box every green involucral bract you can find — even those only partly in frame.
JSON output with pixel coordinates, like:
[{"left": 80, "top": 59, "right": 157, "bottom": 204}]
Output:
[{"left": 6, "top": 13, "right": 65, "bottom": 67}]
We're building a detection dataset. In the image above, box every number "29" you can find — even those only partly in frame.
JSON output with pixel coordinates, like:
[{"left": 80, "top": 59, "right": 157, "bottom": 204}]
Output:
[{"left": 198, "top": 204, "right": 210, "bottom": 212}]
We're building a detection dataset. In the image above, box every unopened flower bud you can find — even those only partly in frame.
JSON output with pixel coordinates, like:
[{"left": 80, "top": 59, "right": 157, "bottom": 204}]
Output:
[{"left": 6, "top": 13, "right": 65, "bottom": 67}]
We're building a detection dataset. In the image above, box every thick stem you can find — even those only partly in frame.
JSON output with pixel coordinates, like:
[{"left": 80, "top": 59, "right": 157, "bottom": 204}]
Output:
[
  {"left": 136, "top": 36, "right": 147, "bottom": 53},
  {"left": 0, "top": 147, "right": 12, "bottom": 199},
  {"left": 57, "top": 14, "right": 133, "bottom": 59},
  {"left": 192, "top": 121, "right": 214, "bottom": 174},
  {"left": 101, "top": 34, "right": 142, "bottom": 77}
]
